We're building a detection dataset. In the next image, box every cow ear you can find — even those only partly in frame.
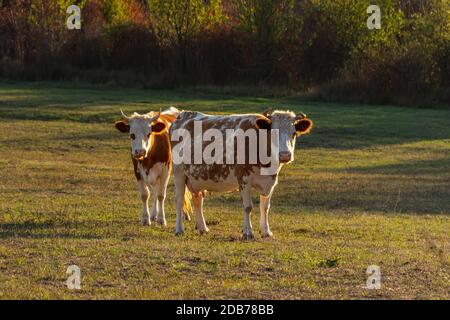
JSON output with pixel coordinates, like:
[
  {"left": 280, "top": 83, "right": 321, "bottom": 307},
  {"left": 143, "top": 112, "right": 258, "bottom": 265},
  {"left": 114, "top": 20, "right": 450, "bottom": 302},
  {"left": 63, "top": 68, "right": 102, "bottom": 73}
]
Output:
[
  {"left": 151, "top": 122, "right": 166, "bottom": 134},
  {"left": 115, "top": 121, "right": 130, "bottom": 133},
  {"left": 255, "top": 118, "right": 271, "bottom": 130},
  {"left": 262, "top": 108, "right": 272, "bottom": 118},
  {"left": 295, "top": 119, "right": 313, "bottom": 135}
]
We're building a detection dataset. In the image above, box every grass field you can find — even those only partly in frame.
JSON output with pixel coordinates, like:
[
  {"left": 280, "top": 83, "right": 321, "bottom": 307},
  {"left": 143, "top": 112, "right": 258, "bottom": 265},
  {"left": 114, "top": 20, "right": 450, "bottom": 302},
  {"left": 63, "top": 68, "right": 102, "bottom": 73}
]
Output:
[{"left": 0, "top": 81, "right": 449, "bottom": 299}]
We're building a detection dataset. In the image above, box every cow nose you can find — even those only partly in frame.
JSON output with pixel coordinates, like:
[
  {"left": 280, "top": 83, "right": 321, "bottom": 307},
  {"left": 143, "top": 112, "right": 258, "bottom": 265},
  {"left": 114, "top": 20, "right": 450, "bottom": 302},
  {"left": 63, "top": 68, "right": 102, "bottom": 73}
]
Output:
[
  {"left": 134, "top": 149, "right": 146, "bottom": 158},
  {"left": 279, "top": 151, "right": 292, "bottom": 162}
]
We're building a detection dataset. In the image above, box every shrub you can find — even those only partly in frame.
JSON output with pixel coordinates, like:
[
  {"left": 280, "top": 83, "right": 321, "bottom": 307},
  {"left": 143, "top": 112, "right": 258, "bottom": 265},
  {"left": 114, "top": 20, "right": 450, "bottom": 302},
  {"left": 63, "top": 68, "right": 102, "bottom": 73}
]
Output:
[{"left": 0, "top": 0, "right": 448, "bottom": 106}]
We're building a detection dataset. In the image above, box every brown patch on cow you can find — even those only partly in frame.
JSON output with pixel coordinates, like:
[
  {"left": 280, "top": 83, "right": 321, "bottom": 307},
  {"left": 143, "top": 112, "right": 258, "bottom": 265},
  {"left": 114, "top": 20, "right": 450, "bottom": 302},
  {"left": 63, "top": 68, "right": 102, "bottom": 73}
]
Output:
[
  {"left": 132, "top": 157, "right": 141, "bottom": 180},
  {"left": 157, "top": 195, "right": 164, "bottom": 201},
  {"left": 160, "top": 111, "right": 179, "bottom": 124},
  {"left": 170, "top": 112, "right": 275, "bottom": 187},
  {"left": 151, "top": 122, "right": 166, "bottom": 134},
  {"left": 140, "top": 131, "right": 171, "bottom": 176},
  {"left": 295, "top": 119, "right": 313, "bottom": 136},
  {"left": 205, "top": 164, "right": 231, "bottom": 182},
  {"left": 132, "top": 131, "right": 171, "bottom": 181},
  {"left": 255, "top": 117, "right": 271, "bottom": 130},
  {"left": 131, "top": 112, "right": 176, "bottom": 180},
  {"left": 115, "top": 121, "right": 129, "bottom": 133}
]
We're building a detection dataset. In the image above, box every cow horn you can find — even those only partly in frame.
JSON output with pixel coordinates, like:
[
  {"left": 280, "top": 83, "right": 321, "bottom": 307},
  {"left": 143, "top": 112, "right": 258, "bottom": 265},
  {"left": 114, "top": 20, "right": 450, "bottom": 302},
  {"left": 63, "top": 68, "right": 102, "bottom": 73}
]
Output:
[
  {"left": 120, "top": 109, "right": 131, "bottom": 120},
  {"left": 262, "top": 108, "right": 273, "bottom": 118},
  {"left": 295, "top": 112, "right": 307, "bottom": 120}
]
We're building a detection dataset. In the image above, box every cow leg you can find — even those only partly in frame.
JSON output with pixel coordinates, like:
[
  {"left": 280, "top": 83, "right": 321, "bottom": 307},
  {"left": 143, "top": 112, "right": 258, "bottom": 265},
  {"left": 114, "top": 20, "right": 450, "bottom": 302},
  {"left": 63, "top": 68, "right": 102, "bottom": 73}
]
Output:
[
  {"left": 192, "top": 192, "right": 209, "bottom": 234},
  {"left": 174, "top": 167, "right": 186, "bottom": 235},
  {"left": 240, "top": 184, "right": 254, "bottom": 240},
  {"left": 156, "top": 169, "right": 170, "bottom": 227},
  {"left": 259, "top": 193, "right": 273, "bottom": 238},
  {"left": 149, "top": 185, "right": 158, "bottom": 222},
  {"left": 138, "top": 180, "right": 151, "bottom": 226}
]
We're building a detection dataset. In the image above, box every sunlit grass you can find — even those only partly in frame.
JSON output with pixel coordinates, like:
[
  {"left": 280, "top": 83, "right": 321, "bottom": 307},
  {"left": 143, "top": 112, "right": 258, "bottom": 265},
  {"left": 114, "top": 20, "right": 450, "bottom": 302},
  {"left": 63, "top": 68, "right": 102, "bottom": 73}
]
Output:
[{"left": 0, "top": 81, "right": 449, "bottom": 299}]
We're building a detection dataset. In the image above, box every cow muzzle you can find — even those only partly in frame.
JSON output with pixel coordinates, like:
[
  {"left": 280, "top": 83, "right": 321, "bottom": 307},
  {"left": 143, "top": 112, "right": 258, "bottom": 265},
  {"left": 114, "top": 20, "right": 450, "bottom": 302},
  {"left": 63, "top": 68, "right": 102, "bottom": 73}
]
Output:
[
  {"left": 279, "top": 151, "right": 292, "bottom": 163},
  {"left": 133, "top": 149, "right": 146, "bottom": 160}
]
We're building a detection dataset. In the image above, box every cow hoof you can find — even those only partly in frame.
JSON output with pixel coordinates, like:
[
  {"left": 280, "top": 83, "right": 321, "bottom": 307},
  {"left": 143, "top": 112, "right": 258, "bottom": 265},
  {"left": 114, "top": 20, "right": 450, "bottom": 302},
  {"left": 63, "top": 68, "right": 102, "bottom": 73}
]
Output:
[
  {"left": 141, "top": 214, "right": 152, "bottom": 226},
  {"left": 241, "top": 233, "right": 254, "bottom": 241},
  {"left": 150, "top": 215, "right": 157, "bottom": 222},
  {"left": 198, "top": 227, "right": 210, "bottom": 235},
  {"left": 156, "top": 218, "right": 167, "bottom": 227},
  {"left": 183, "top": 212, "right": 191, "bottom": 221},
  {"left": 175, "top": 229, "right": 185, "bottom": 236},
  {"left": 261, "top": 231, "right": 274, "bottom": 238}
]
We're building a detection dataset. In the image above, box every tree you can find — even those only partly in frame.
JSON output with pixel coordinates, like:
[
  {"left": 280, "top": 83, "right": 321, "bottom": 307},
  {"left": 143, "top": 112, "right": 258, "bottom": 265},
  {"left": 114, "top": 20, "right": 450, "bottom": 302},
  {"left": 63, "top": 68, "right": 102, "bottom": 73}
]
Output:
[
  {"left": 231, "top": 0, "right": 296, "bottom": 79},
  {"left": 148, "top": 0, "right": 224, "bottom": 72}
]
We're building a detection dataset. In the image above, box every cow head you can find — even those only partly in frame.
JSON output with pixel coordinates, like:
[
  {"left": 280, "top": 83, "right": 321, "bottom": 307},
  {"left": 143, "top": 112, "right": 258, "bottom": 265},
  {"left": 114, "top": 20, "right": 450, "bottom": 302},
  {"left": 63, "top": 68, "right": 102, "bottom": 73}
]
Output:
[
  {"left": 115, "top": 109, "right": 166, "bottom": 160},
  {"left": 258, "top": 109, "right": 313, "bottom": 164}
]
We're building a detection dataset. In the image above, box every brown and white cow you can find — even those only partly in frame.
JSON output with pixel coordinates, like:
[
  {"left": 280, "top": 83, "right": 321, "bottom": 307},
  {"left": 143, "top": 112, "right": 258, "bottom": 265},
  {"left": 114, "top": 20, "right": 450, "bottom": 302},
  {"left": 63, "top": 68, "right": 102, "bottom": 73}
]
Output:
[
  {"left": 115, "top": 107, "right": 191, "bottom": 226},
  {"left": 170, "top": 109, "right": 313, "bottom": 239}
]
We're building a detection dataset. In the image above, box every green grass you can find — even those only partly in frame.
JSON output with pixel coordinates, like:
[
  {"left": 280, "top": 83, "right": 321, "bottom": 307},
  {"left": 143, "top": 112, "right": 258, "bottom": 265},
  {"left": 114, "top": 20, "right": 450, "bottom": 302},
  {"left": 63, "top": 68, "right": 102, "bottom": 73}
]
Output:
[{"left": 0, "top": 81, "right": 449, "bottom": 299}]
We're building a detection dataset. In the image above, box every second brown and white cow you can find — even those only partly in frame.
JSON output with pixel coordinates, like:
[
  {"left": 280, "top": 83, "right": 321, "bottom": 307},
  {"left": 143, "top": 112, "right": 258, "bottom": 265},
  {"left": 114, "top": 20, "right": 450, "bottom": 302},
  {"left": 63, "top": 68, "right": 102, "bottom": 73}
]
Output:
[
  {"left": 170, "top": 109, "right": 313, "bottom": 239},
  {"left": 115, "top": 107, "right": 191, "bottom": 226}
]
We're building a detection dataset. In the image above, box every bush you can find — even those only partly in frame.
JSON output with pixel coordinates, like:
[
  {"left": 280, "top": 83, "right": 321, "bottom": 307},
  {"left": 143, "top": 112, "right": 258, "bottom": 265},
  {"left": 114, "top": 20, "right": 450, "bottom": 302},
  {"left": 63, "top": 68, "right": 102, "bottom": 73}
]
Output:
[{"left": 0, "top": 0, "right": 448, "bottom": 106}]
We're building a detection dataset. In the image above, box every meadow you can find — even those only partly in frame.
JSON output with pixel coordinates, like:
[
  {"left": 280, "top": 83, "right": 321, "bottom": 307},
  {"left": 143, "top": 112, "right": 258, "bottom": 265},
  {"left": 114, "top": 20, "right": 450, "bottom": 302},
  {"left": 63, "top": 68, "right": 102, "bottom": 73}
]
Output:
[{"left": 0, "top": 81, "right": 448, "bottom": 299}]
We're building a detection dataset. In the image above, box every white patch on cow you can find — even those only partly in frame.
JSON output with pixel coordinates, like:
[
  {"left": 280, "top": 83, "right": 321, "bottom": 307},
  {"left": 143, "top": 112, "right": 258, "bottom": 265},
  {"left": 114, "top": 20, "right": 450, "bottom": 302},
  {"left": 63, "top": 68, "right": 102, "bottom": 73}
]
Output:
[
  {"left": 269, "top": 111, "right": 297, "bottom": 163},
  {"left": 259, "top": 194, "right": 273, "bottom": 238},
  {"left": 138, "top": 179, "right": 151, "bottom": 225},
  {"left": 128, "top": 116, "right": 157, "bottom": 159},
  {"left": 138, "top": 162, "right": 162, "bottom": 185},
  {"left": 250, "top": 170, "right": 278, "bottom": 196},
  {"left": 171, "top": 110, "right": 312, "bottom": 238},
  {"left": 137, "top": 161, "right": 170, "bottom": 226}
]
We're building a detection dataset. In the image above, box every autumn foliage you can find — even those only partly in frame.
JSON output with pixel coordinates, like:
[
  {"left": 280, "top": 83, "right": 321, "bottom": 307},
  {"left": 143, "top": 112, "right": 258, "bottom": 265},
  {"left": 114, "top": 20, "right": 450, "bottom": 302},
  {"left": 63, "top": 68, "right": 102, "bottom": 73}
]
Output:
[{"left": 0, "top": 0, "right": 448, "bottom": 105}]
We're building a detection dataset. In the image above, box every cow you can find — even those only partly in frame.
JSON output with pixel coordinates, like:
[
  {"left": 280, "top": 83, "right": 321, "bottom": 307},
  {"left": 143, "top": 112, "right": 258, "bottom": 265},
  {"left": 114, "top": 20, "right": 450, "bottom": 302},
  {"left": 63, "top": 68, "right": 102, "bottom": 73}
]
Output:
[
  {"left": 115, "top": 107, "right": 191, "bottom": 226},
  {"left": 170, "top": 109, "right": 313, "bottom": 239}
]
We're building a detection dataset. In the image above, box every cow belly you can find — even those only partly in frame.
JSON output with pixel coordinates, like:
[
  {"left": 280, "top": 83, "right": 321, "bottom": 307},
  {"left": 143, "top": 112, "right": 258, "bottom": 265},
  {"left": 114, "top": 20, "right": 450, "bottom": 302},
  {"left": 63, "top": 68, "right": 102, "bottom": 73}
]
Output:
[{"left": 186, "top": 174, "right": 239, "bottom": 193}]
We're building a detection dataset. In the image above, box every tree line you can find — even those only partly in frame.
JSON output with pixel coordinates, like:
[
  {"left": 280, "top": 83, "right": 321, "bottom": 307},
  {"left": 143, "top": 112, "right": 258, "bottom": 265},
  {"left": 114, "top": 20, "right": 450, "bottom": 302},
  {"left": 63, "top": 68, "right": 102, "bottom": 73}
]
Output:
[{"left": 0, "top": 0, "right": 449, "bottom": 106}]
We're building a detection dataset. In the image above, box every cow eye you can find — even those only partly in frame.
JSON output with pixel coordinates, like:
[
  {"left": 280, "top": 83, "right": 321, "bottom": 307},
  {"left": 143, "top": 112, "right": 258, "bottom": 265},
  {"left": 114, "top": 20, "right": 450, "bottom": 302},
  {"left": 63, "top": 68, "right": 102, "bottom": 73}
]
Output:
[{"left": 130, "top": 133, "right": 135, "bottom": 140}]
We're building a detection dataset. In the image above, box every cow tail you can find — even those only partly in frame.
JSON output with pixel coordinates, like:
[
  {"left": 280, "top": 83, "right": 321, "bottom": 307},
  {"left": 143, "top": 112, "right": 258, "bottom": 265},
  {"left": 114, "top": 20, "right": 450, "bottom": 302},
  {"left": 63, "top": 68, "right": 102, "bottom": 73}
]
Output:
[{"left": 182, "top": 189, "right": 192, "bottom": 221}]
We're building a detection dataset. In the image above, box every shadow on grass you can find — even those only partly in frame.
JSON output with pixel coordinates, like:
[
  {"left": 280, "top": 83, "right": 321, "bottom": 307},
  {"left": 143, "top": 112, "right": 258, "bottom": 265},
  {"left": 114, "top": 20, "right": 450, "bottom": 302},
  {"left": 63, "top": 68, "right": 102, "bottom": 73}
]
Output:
[
  {"left": 2, "top": 109, "right": 449, "bottom": 153},
  {"left": 1, "top": 83, "right": 450, "bottom": 151},
  {"left": 0, "top": 221, "right": 103, "bottom": 239},
  {"left": 345, "top": 158, "right": 450, "bottom": 174},
  {"left": 0, "top": 231, "right": 102, "bottom": 239},
  {"left": 0, "top": 109, "right": 115, "bottom": 123},
  {"left": 303, "top": 123, "right": 450, "bottom": 150},
  {"left": 0, "top": 128, "right": 119, "bottom": 150},
  {"left": 1, "top": 221, "right": 55, "bottom": 230},
  {"left": 272, "top": 181, "right": 449, "bottom": 215}
]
